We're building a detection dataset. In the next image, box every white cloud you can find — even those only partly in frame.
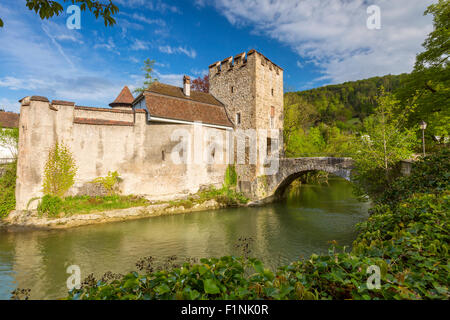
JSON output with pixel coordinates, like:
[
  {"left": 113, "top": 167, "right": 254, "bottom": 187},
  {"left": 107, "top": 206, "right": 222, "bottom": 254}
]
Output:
[
  {"left": 190, "top": 68, "right": 208, "bottom": 77},
  {"left": 94, "top": 37, "right": 119, "bottom": 54},
  {"left": 158, "top": 45, "right": 197, "bottom": 58},
  {"left": 0, "top": 97, "right": 21, "bottom": 113},
  {"left": 130, "top": 39, "right": 151, "bottom": 51},
  {"left": 115, "top": 0, "right": 180, "bottom": 14},
  {"left": 155, "top": 72, "right": 184, "bottom": 87},
  {"left": 207, "top": 0, "right": 435, "bottom": 83}
]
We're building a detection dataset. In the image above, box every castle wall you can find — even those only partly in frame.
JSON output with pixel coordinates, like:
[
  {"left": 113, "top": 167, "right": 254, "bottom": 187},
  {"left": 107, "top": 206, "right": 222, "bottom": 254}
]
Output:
[{"left": 15, "top": 97, "right": 230, "bottom": 210}]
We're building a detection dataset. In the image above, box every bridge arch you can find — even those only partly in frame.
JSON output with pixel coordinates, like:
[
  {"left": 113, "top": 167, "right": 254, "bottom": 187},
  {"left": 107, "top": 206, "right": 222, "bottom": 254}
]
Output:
[{"left": 252, "top": 157, "right": 354, "bottom": 200}]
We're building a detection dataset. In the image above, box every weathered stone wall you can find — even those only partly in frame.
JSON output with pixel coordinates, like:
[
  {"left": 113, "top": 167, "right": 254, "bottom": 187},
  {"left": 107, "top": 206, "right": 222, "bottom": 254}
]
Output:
[
  {"left": 16, "top": 97, "right": 231, "bottom": 210},
  {"left": 209, "top": 50, "right": 284, "bottom": 195}
]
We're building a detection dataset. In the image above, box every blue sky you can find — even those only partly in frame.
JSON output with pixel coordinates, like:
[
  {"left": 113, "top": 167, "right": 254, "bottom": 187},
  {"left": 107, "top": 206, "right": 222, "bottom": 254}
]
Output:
[{"left": 0, "top": 0, "right": 435, "bottom": 112}]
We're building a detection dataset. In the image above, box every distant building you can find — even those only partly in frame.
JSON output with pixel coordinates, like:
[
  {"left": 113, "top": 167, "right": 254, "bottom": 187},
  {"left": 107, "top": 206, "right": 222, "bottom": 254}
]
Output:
[{"left": 0, "top": 111, "right": 19, "bottom": 163}]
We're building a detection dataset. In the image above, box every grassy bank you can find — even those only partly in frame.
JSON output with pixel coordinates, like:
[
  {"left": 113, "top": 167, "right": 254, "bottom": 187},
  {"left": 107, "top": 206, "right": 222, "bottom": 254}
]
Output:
[
  {"left": 36, "top": 194, "right": 151, "bottom": 217},
  {"left": 167, "top": 186, "right": 248, "bottom": 210},
  {"left": 65, "top": 149, "right": 449, "bottom": 300}
]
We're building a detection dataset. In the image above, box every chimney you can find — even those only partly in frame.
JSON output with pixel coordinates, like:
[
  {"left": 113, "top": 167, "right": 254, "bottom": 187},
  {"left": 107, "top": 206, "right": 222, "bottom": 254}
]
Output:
[{"left": 183, "top": 75, "right": 191, "bottom": 97}]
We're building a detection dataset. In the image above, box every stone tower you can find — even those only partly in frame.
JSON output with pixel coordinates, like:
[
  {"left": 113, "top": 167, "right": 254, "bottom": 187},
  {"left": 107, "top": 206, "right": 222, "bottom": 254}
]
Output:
[{"left": 208, "top": 50, "right": 284, "bottom": 197}]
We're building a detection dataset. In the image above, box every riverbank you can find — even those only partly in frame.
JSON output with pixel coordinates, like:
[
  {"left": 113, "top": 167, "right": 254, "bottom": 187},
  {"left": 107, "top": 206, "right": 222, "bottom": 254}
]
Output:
[
  {"left": 1, "top": 198, "right": 230, "bottom": 231},
  {"left": 66, "top": 150, "right": 449, "bottom": 300}
]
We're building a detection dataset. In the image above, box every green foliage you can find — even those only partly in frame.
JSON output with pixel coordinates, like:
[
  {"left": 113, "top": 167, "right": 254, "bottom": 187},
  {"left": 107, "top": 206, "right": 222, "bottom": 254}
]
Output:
[
  {"left": 289, "top": 74, "right": 408, "bottom": 124},
  {"left": 224, "top": 165, "right": 237, "bottom": 188},
  {"left": 395, "top": 0, "right": 450, "bottom": 140},
  {"left": 134, "top": 59, "right": 158, "bottom": 94},
  {"left": 37, "top": 195, "right": 63, "bottom": 217},
  {"left": 42, "top": 142, "right": 77, "bottom": 198},
  {"left": 67, "top": 149, "right": 449, "bottom": 300},
  {"left": 378, "top": 148, "right": 450, "bottom": 205},
  {"left": 0, "top": 127, "right": 19, "bottom": 159},
  {"left": 0, "top": 1, "right": 119, "bottom": 28},
  {"left": 38, "top": 194, "right": 149, "bottom": 217},
  {"left": 351, "top": 88, "right": 416, "bottom": 199},
  {"left": 283, "top": 74, "right": 409, "bottom": 157},
  {"left": 91, "top": 171, "right": 121, "bottom": 196},
  {"left": 197, "top": 186, "right": 248, "bottom": 206},
  {"left": 0, "top": 161, "right": 17, "bottom": 218}
]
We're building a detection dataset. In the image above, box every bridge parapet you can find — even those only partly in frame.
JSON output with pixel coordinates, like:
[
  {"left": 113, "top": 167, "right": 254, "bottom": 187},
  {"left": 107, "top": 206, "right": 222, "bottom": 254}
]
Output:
[{"left": 244, "top": 157, "right": 354, "bottom": 201}]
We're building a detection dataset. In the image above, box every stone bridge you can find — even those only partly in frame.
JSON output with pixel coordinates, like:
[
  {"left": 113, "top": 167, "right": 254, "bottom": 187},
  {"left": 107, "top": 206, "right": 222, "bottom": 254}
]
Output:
[{"left": 248, "top": 157, "right": 354, "bottom": 201}]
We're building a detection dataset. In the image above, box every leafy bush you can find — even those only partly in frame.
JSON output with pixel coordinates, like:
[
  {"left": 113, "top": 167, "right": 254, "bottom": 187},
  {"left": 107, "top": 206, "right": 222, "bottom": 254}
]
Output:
[
  {"left": 37, "top": 195, "right": 63, "bottom": 217},
  {"left": 67, "top": 149, "right": 449, "bottom": 300},
  {"left": 43, "top": 142, "right": 77, "bottom": 198},
  {"left": 224, "top": 165, "right": 237, "bottom": 188},
  {"left": 378, "top": 148, "right": 450, "bottom": 204},
  {"left": 91, "top": 171, "right": 121, "bottom": 196},
  {"left": 0, "top": 161, "right": 16, "bottom": 218}
]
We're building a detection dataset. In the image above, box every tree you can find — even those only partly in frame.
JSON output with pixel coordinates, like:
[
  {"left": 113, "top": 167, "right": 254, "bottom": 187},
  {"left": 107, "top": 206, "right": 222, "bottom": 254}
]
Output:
[
  {"left": 0, "top": 0, "right": 119, "bottom": 28},
  {"left": 283, "top": 93, "right": 319, "bottom": 155},
  {"left": 396, "top": 0, "right": 450, "bottom": 137},
  {"left": 43, "top": 141, "right": 77, "bottom": 198},
  {"left": 351, "top": 88, "right": 416, "bottom": 198},
  {"left": 0, "top": 127, "right": 19, "bottom": 159},
  {"left": 191, "top": 75, "right": 209, "bottom": 93},
  {"left": 134, "top": 59, "right": 159, "bottom": 94}
]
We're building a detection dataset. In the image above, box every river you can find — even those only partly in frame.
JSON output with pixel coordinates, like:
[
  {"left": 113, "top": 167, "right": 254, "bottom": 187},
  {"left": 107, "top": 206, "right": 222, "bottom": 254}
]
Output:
[{"left": 0, "top": 176, "right": 370, "bottom": 299}]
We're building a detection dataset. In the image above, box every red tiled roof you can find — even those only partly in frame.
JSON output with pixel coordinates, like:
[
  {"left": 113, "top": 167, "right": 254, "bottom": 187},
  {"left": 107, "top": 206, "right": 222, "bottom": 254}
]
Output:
[
  {"left": 146, "top": 82, "right": 223, "bottom": 106},
  {"left": 74, "top": 118, "right": 134, "bottom": 126},
  {"left": 142, "top": 83, "right": 233, "bottom": 128},
  {"left": 109, "top": 86, "right": 134, "bottom": 107},
  {"left": 75, "top": 106, "right": 146, "bottom": 114},
  {"left": 0, "top": 111, "right": 19, "bottom": 128}
]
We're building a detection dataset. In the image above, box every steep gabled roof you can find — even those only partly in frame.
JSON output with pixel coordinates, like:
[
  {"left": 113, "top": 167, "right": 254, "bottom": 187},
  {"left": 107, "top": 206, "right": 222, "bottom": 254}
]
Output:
[
  {"left": 109, "top": 86, "right": 134, "bottom": 108},
  {"left": 0, "top": 111, "right": 19, "bottom": 128}
]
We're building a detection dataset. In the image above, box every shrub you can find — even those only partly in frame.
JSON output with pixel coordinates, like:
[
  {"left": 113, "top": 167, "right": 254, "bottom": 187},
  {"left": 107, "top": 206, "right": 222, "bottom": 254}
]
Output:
[
  {"left": 37, "top": 195, "right": 63, "bottom": 217},
  {"left": 0, "top": 160, "right": 16, "bottom": 218},
  {"left": 224, "top": 165, "right": 237, "bottom": 188},
  {"left": 91, "top": 171, "right": 121, "bottom": 196},
  {"left": 43, "top": 142, "right": 77, "bottom": 198}
]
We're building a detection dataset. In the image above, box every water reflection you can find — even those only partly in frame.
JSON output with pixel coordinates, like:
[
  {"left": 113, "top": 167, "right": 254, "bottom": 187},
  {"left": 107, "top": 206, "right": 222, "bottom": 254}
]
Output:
[{"left": 0, "top": 177, "right": 369, "bottom": 299}]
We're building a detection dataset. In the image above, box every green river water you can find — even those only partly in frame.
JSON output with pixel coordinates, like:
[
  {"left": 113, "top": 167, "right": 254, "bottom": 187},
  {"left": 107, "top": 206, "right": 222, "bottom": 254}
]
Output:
[{"left": 0, "top": 177, "right": 370, "bottom": 299}]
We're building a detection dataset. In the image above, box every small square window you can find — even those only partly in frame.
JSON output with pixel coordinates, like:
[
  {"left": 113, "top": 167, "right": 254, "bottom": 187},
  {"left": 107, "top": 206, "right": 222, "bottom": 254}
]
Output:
[
  {"left": 162, "top": 150, "right": 165, "bottom": 161},
  {"left": 231, "top": 86, "right": 234, "bottom": 93},
  {"left": 236, "top": 112, "right": 241, "bottom": 125},
  {"left": 271, "top": 88, "right": 274, "bottom": 96}
]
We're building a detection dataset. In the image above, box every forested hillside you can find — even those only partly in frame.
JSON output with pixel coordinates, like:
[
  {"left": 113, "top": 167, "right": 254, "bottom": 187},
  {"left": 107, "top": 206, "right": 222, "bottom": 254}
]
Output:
[
  {"left": 284, "top": 73, "right": 412, "bottom": 157},
  {"left": 292, "top": 74, "right": 409, "bottom": 123}
]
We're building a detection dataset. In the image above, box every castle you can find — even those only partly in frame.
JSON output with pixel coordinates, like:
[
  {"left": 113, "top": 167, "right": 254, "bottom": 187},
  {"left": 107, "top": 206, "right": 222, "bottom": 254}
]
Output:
[{"left": 15, "top": 50, "right": 284, "bottom": 210}]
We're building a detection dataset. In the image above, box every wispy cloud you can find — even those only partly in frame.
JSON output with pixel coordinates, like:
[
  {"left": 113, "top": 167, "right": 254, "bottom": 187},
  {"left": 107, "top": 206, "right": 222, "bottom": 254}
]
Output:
[
  {"left": 115, "top": 0, "right": 180, "bottom": 14},
  {"left": 120, "top": 12, "right": 166, "bottom": 26},
  {"left": 158, "top": 45, "right": 197, "bottom": 58},
  {"left": 130, "top": 39, "right": 151, "bottom": 51},
  {"left": 0, "top": 97, "right": 21, "bottom": 113},
  {"left": 94, "top": 37, "right": 119, "bottom": 54},
  {"left": 206, "top": 0, "right": 434, "bottom": 83},
  {"left": 41, "top": 23, "right": 75, "bottom": 69},
  {"left": 190, "top": 68, "right": 208, "bottom": 77}
]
